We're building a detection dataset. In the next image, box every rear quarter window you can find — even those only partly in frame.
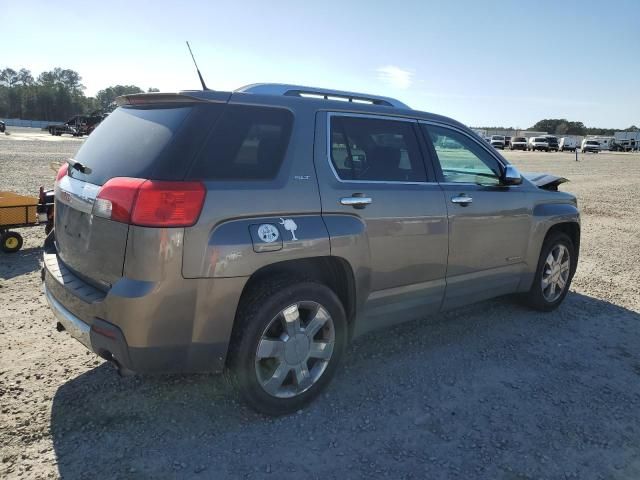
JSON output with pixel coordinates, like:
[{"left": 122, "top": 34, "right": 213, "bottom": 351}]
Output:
[{"left": 189, "top": 105, "right": 293, "bottom": 180}]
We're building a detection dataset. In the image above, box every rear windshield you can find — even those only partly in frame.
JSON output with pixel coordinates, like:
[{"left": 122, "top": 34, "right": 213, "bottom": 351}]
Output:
[
  {"left": 586, "top": 141, "right": 599, "bottom": 145},
  {"left": 546, "top": 137, "right": 558, "bottom": 142},
  {"left": 70, "top": 105, "right": 199, "bottom": 186}
]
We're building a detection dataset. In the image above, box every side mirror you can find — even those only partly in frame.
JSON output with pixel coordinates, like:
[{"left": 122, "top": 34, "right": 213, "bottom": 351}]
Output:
[{"left": 502, "top": 164, "right": 523, "bottom": 185}]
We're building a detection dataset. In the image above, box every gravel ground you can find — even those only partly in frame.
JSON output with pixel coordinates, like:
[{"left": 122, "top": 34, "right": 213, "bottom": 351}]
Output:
[{"left": 1, "top": 127, "right": 639, "bottom": 479}]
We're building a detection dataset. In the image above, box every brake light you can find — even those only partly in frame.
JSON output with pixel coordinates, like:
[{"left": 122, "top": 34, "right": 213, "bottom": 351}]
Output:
[
  {"left": 93, "top": 178, "right": 206, "bottom": 227},
  {"left": 94, "top": 178, "right": 145, "bottom": 223},
  {"left": 55, "top": 163, "right": 68, "bottom": 184},
  {"left": 132, "top": 181, "right": 206, "bottom": 227}
]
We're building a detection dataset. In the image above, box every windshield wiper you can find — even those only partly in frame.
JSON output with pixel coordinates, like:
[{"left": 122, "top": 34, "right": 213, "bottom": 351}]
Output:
[{"left": 67, "top": 158, "right": 92, "bottom": 175}]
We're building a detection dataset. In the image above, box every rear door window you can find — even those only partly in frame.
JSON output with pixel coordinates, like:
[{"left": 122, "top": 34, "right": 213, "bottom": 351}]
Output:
[
  {"left": 189, "top": 105, "right": 293, "bottom": 180},
  {"left": 329, "top": 116, "right": 426, "bottom": 182}
]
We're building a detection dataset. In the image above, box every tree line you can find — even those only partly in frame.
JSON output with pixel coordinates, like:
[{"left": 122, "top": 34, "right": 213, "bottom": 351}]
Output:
[
  {"left": 0, "top": 67, "right": 158, "bottom": 121},
  {"left": 529, "top": 119, "right": 638, "bottom": 137},
  {"left": 477, "top": 119, "right": 638, "bottom": 136}
]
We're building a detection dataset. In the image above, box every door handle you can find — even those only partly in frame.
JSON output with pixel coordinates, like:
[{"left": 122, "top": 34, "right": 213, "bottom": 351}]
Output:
[
  {"left": 451, "top": 194, "right": 473, "bottom": 205},
  {"left": 340, "top": 194, "right": 372, "bottom": 209}
]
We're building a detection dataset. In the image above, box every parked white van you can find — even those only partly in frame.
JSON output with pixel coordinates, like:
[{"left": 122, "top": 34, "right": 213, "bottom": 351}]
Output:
[{"left": 559, "top": 137, "right": 579, "bottom": 152}]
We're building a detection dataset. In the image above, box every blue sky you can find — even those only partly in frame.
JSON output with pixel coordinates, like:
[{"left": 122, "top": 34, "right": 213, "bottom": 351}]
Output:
[{"left": 4, "top": 0, "right": 639, "bottom": 128}]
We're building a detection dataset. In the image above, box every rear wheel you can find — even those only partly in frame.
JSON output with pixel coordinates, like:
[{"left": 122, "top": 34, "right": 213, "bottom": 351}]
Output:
[
  {"left": 227, "top": 277, "right": 347, "bottom": 415},
  {"left": 1, "top": 231, "right": 23, "bottom": 253},
  {"left": 524, "top": 232, "right": 575, "bottom": 311}
]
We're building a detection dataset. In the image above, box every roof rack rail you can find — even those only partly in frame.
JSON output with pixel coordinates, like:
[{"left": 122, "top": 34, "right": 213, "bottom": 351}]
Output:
[{"left": 235, "top": 83, "right": 410, "bottom": 109}]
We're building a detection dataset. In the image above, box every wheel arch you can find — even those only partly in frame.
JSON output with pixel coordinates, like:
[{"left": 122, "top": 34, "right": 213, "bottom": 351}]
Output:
[
  {"left": 225, "top": 255, "right": 358, "bottom": 367},
  {"left": 520, "top": 204, "right": 580, "bottom": 292},
  {"left": 544, "top": 221, "right": 580, "bottom": 257}
]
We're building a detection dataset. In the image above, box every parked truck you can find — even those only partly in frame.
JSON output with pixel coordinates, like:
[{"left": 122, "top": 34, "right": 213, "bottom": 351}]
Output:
[{"left": 46, "top": 114, "right": 105, "bottom": 137}]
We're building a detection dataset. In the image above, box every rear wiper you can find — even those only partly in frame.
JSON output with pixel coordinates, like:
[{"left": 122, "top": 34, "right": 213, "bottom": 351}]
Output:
[{"left": 66, "top": 158, "right": 92, "bottom": 175}]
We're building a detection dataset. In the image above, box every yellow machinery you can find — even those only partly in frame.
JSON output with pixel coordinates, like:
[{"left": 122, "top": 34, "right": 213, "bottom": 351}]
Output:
[{"left": 0, "top": 190, "right": 49, "bottom": 253}]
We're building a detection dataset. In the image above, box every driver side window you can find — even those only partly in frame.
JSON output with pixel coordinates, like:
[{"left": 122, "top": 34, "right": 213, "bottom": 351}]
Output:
[{"left": 423, "top": 125, "right": 502, "bottom": 185}]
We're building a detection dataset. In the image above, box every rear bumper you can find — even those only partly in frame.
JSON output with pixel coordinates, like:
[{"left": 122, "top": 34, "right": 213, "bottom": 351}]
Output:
[
  {"left": 42, "top": 249, "right": 246, "bottom": 374},
  {"left": 45, "top": 284, "right": 91, "bottom": 350},
  {"left": 44, "top": 283, "right": 134, "bottom": 371}
]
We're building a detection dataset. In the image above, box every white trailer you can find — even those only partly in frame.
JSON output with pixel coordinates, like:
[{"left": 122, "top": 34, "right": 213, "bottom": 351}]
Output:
[{"left": 613, "top": 132, "right": 640, "bottom": 151}]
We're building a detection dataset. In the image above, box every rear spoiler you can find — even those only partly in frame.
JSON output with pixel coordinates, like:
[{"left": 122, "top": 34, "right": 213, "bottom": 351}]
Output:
[{"left": 115, "top": 91, "right": 232, "bottom": 107}]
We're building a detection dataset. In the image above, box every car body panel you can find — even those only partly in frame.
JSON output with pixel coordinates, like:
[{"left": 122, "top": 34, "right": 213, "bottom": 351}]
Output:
[
  {"left": 54, "top": 174, "right": 127, "bottom": 287},
  {"left": 438, "top": 183, "right": 532, "bottom": 309}
]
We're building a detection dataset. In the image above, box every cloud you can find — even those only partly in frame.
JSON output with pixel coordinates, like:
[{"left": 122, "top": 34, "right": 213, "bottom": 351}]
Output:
[{"left": 376, "top": 65, "right": 413, "bottom": 89}]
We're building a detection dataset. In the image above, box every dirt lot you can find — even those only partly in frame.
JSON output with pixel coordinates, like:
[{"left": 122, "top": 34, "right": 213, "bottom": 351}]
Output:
[{"left": 1, "top": 127, "right": 639, "bottom": 479}]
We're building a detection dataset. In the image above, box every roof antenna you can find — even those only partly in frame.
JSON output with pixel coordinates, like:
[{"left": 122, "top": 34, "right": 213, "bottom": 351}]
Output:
[{"left": 186, "top": 41, "right": 209, "bottom": 91}]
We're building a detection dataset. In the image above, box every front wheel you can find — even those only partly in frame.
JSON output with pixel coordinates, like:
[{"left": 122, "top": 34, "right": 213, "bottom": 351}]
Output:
[
  {"left": 227, "top": 278, "right": 347, "bottom": 415},
  {"left": 524, "top": 232, "right": 576, "bottom": 311}
]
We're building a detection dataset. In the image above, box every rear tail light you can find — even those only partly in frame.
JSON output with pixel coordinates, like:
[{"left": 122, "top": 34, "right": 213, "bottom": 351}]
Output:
[
  {"left": 55, "top": 163, "right": 68, "bottom": 184},
  {"left": 93, "top": 178, "right": 145, "bottom": 224},
  {"left": 93, "top": 178, "right": 206, "bottom": 227}
]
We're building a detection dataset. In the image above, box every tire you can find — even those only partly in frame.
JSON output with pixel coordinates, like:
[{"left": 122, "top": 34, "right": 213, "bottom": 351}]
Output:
[
  {"left": 227, "top": 277, "right": 348, "bottom": 416},
  {"left": 1, "top": 231, "right": 23, "bottom": 253},
  {"left": 44, "top": 229, "right": 55, "bottom": 250},
  {"left": 524, "top": 232, "right": 576, "bottom": 311}
]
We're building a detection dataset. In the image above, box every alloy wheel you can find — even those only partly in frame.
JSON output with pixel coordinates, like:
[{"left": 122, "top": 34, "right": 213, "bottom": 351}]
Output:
[
  {"left": 541, "top": 244, "right": 570, "bottom": 302},
  {"left": 255, "top": 301, "right": 335, "bottom": 398}
]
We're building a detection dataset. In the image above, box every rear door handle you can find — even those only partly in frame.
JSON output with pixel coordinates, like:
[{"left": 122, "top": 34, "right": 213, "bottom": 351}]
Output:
[
  {"left": 340, "top": 195, "right": 372, "bottom": 209},
  {"left": 451, "top": 195, "right": 473, "bottom": 205}
]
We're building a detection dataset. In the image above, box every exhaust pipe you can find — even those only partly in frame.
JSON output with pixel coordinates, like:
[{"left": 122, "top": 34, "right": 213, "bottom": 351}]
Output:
[
  {"left": 96, "top": 348, "right": 134, "bottom": 377},
  {"left": 113, "top": 361, "right": 135, "bottom": 378}
]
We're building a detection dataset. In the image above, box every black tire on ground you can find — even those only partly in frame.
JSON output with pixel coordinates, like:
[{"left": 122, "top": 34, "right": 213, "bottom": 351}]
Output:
[
  {"left": 524, "top": 232, "right": 576, "bottom": 312},
  {"left": 1, "top": 231, "right": 24, "bottom": 253},
  {"left": 227, "top": 276, "right": 348, "bottom": 416}
]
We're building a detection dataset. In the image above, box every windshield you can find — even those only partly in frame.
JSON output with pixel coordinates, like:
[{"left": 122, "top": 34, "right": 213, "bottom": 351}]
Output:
[
  {"left": 534, "top": 138, "right": 547, "bottom": 142},
  {"left": 514, "top": 137, "right": 526, "bottom": 142},
  {"left": 491, "top": 136, "right": 504, "bottom": 141},
  {"left": 586, "top": 141, "right": 599, "bottom": 145}
]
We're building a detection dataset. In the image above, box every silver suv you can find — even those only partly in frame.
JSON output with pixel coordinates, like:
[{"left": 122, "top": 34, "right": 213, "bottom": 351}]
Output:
[{"left": 43, "top": 84, "right": 580, "bottom": 415}]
